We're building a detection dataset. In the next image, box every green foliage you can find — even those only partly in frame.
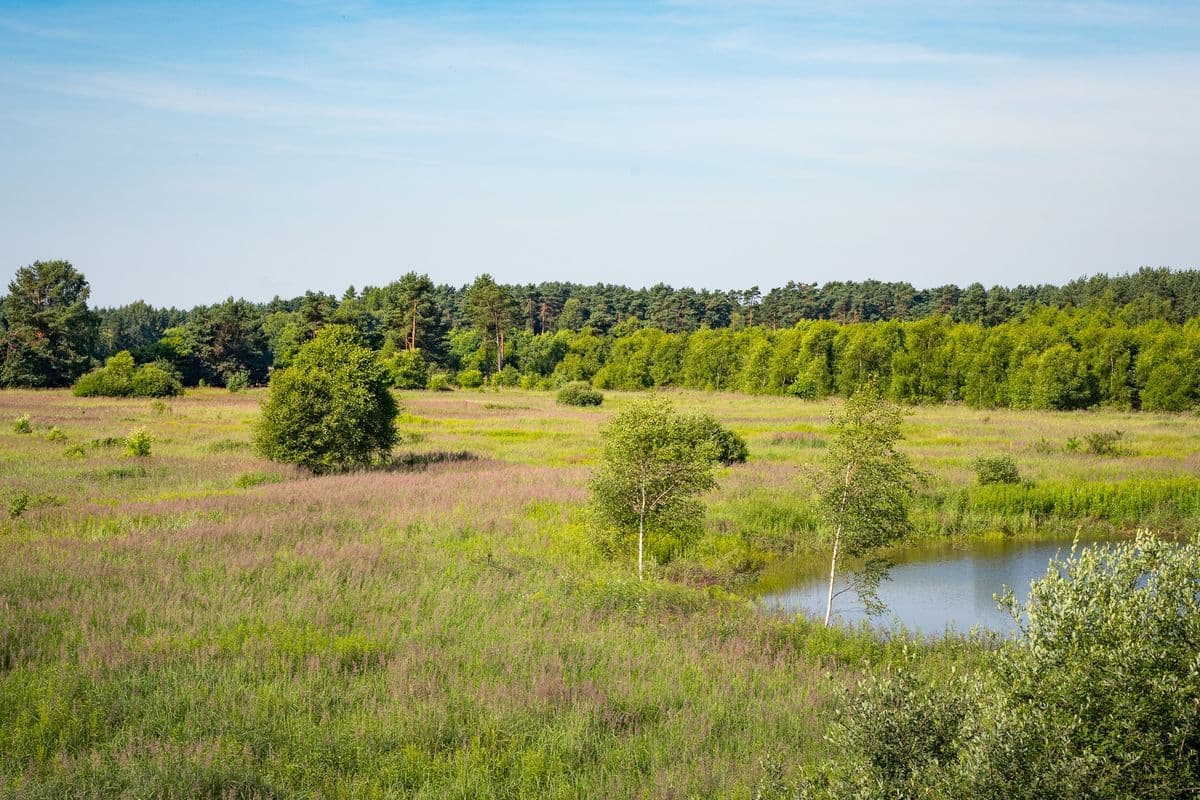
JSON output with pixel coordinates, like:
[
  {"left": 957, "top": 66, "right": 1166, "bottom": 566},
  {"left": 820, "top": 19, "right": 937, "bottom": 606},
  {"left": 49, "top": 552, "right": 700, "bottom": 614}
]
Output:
[
  {"left": 224, "top": 369, "right": 251, "bottom": 392},
  {"left": 7, "top": 490, "right": 31, "bottom": 519},
  {"left": 44, "top": 426, "right": 67, "bottom": 443},
  {"left": 253, "top": 325, "right": 398, "bottom": 474},
  {"left": 73, "top": 351, "right": 182, "bottom": 397},
  {"left": 425, "top": 371, "right": 452, "bottom": 391},
  {"left": 124, "top": 427, "right": 152, "bottom": 458},
  {"left": 971, "top": 454, "right": 1021, "bottom": 485},
  {"left": 807, "top": 532, "right": 1200, "bottom": 798},
  {"left": 233, "top": 471, "right": 282, "bottom": 489},
  {"left": 63, "top": 443, "right": 86, "bottom": 459},
  {"left": 555, "top": 381, "right": 603, "bottom": 406},
  {"left": 590, "top": 396, "right": 719, "bottom": 578},
  {"left": 683, "top": 414, "right": 748, "bottom": 465},
  {"left": 1083, "top": 429, "right": 1128, "bottom": 456},
  {"left": 457, "top": 369, "right": 484, "bottom": 388},
  {"left": 816, "top": 383, "right": 921, "bottom": 624},
  {"left": 384, "top": 349, "right": 429, "bottom": 390},
  {"left": 0, "top": 260, "right": 99, "bottom": 388},
  {"left": 12, "top": 414, "right": 32, "bottom": 434}
]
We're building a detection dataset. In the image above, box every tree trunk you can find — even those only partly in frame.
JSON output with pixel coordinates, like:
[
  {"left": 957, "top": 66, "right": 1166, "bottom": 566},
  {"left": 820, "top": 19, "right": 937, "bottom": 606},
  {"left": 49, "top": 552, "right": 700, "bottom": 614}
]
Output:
[
  {"left": 410, "top": 300, "right": 418, "bottom": 350},
  {"left": 824, "top": 525, "right": 841, "bottom": 626},
  {"left": 638, "top": 487, "right": 647, "bottom": 581}
]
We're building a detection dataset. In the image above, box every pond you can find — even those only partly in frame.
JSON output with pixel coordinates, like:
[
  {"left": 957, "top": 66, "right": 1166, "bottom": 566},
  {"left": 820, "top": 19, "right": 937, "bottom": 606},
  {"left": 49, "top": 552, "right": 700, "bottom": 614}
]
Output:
[{"left": 757, "top": 536, "right": 1117, "bottom": 634}]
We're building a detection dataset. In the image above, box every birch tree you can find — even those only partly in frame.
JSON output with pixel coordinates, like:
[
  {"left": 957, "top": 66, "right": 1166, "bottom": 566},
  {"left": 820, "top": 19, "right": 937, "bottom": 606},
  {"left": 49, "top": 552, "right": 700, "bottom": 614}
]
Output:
[
  {"left": 591, "top": 397, "right": 717, "bottom": 580},
  {"left": 816, "top": 383, "right": 920, "bottom": 626}
]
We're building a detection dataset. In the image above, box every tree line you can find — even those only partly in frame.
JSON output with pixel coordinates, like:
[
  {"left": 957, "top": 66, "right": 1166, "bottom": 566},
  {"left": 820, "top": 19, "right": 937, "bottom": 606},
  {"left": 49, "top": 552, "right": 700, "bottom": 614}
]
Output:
[{"left": 2, "top": 260, "right": 1199, "bottom": 410}]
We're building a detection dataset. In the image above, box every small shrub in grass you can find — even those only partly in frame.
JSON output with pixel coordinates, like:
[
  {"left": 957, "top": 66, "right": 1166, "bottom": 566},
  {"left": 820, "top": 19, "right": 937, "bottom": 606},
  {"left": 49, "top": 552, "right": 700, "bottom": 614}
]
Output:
[
  {"left": 12, "top": 414, "right": 31, "bottom": 434},
  {"left": 8, "top": 490, "right": 30, "bottom": 519},
  {"left": 44, "top": 426, "right": 68, "bottom": 443},
  {"left": 426, "top": 371, "right": 452, "bottom": 391},
  {"left": 556, "top": 381, "right": 604, "bottom": 407},
  {"left": 63, "top": 443, "right": 86, "bottom": 459},
  {"left": 91, "top": 436, "right": 123, "bottom": 449},
  {"left": 457, "top": 369, "right": 484, "bottom": 389},
  {"left": 1031, "top": 436, "right": 1056, "bottom": 455},
  {"left": 224, "top": 369, "right": 251, "bottom": 392},
  {"left": 124, "top": 427, "right": 152, "bottom": 458},
  {"left": 685, "top": 414, "right": 749, "bottom": 465},
  {"left": 1084, "top": 429, "right": 1128, "bottom": 456},
  {"left": 233, "top": 471, "right": 281, "bottom": 489},
  {"left": 972, "top": 454, "right": 1021, "bottom": 485},
  {"left": 1064, "top": 436, "right": 1081, "bottom": 452},
  {"left": 149, "top": 399, "right": 169, "bottom": 415}
]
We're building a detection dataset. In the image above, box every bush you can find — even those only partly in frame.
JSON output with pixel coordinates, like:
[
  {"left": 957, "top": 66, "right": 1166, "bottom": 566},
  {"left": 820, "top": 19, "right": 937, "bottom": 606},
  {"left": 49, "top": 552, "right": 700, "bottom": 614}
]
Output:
[
  {"left": 556, "top": 381, "right": 604, "bottom": 407},
  {"left": 12, "top": 414, "right": 32, "bottom": 434},
  {"left": 1084, "top": 429, "right": 1128, "bottom": 456},
  {"left": 73, "top": 351, "right": 182, "bottom": 398},
  {"left": 124, "top": 427, "right": 152, "bottom": 458},
  {"left": 8, "top": 490, "right": 31, "bottom": 519},
  {"left": 44, "top": 426, "right": 68, "bottom": 443},
  {"left": 799, "top": 532, "right": 1200, "bottom": 798},
  {"left": 457, "top": 369, "right": 484, "bottom": 389},
  {"left": 685, "top": 414, "right": 748, "bottom": 465},
  {"left": 131, "top": 362, "right": 183, "bottom": 397},
  {"left": 224, "top": 369, "right": 251, "bottom": 393},
  {"left": 63, "top": 443, "right": 86, "bottom": 459},
  {"left": 426, "top": 372, "right": 452, "bottom": 392},
  {"left": 385, "top": 349, "right": 429, "bottom": 390},
  {"left": 253, "top": 326, "right": 398, "bottom": 474},
  {"left": 972, "top": 454, "right": 1021, "bottom": 485}
]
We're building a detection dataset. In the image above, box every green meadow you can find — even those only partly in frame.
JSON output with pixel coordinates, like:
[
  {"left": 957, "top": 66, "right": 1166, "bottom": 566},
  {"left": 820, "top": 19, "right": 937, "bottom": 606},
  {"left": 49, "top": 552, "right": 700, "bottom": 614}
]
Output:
[{"left": 2, "top": 388, "right": 1199, "bottom": 798}]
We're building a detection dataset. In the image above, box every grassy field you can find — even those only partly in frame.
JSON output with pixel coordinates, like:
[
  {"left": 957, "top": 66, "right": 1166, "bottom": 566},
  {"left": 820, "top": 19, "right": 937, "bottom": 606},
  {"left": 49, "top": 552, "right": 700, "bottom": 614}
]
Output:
[{"left": 2, "top": 388, "right": 1198, "bottom": 798}]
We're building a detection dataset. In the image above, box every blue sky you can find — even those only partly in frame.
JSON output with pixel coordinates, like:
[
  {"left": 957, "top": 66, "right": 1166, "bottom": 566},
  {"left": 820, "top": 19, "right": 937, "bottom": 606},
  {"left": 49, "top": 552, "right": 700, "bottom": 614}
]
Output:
[{"left": 2, "top": 1, "right": 1198, "bottom": 307}]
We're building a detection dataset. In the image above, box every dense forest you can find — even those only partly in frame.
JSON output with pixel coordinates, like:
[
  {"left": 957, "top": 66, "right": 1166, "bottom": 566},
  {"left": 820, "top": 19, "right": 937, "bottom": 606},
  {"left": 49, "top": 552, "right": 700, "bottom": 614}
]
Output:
[{"left": 3, "top": 260, "right": 1199, "bottom": 411}]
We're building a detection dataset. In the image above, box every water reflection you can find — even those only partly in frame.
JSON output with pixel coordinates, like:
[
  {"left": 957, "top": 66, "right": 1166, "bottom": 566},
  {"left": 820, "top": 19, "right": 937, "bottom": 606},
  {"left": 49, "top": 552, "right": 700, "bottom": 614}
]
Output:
[{"left": 758, "top": 537, "right": 1110, "bottom": 634}]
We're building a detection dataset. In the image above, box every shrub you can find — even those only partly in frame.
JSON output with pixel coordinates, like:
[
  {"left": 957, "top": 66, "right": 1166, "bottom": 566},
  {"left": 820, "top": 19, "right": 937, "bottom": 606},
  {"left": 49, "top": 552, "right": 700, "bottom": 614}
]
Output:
[
  {"left": 233, "top": 471, "right": 281, "bottom": 489},
  {"left": 426, "top": 372, "right": 452, "bottom": 392},
  {"left": 224, "top": 369, "right": 251, "bottom": 393},
  {"left": 12, "top": 414, "right": 32, "bottom": 434},
  {"left": 131, "top": 362, "right": 183, "bottom": 397},
  {"left": 73, "top": 351, "right": 182, "bottom": 397},
  {"left": 253, "top": 326, "right": 398, "bottom": 474},
  {"left": 556, "top": 381, "right": 604, "bottom": 407},
  {"left": 63, "top": 444, "right": 86, "bottom": 459},
  {"left": 385, "top": 349, "right": 429, "bottom": 390},
  {"left": 8, "top": 490, "right": 31, "bottom": 519},
  {"left": 800, "top": 532, "right": 1200, "bottom": 797},
  {"left": 44, "top": 426, "right": 68, "bottom": 443},
  {"left": 457, "top": 369, "right": 484, "bottom": 389},
  {"left": 685, "top": 414, "right": 748, "bottom": 465},
  {"left": 971, "top": 454, "right": 1021, "bottom": 485},
  {"left": 1084, "top": 429, "right": 1128, "bottom": 456},
  {"left": 124, "top": 427, "right": 152, "bottom": 458}
]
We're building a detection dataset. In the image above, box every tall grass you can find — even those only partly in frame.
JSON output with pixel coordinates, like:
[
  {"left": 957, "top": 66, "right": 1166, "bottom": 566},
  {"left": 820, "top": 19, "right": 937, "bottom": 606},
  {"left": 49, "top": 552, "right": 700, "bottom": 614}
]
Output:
[{"left": 0, "top": 388, "right": 1196, "bottom": 796}]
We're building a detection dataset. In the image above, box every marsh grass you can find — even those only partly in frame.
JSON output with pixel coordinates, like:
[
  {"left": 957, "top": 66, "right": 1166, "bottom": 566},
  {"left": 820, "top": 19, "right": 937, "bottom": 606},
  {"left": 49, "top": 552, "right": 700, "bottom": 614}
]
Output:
[{"left": 0, "top": 388, "right": 1197, "bottom": 796}]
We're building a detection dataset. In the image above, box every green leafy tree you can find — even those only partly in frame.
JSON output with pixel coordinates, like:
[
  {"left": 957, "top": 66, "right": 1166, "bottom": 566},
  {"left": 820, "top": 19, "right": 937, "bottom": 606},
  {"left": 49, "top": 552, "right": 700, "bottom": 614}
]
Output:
[
  {"left": 0, "top": 260, "right": 98, "bottom": 387},
  {"left": 591, "top": 397, "right": 718, "bottom": 579},
  {"left": 815, "top": 383, "right": 920, "bottom": 626},
  {"left": 253, "top": 326, "right": 398, "bottom": 473}
]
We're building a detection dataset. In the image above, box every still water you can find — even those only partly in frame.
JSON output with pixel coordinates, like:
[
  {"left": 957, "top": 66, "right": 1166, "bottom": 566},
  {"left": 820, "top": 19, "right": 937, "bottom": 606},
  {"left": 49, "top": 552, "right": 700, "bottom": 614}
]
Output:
[{"left": 758, "top": 537, "right": 1112, "bottom": 634}]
